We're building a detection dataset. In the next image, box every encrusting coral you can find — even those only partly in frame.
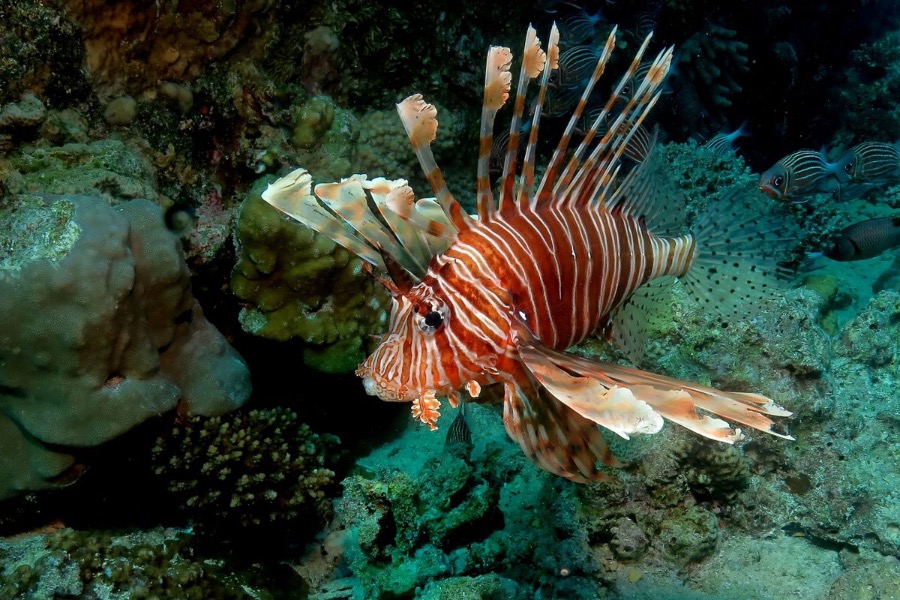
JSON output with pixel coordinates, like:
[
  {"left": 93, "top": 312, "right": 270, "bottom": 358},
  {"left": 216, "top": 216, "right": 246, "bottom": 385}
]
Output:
[{"left": 0, "top": 193, "right": 251, "bottom": 500}]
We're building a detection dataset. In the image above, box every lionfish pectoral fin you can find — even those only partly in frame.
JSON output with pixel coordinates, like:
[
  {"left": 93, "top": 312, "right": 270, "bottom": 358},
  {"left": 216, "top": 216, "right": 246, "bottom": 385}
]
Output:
[
  {"left": 518, "top": 340, "right": 664, "bottom": 440},
  {"left": 517, "top": 337, "right": 793, "bottom": 444},
  {"left": 501, "top": 370, "right": 619, "bottom": 484}
]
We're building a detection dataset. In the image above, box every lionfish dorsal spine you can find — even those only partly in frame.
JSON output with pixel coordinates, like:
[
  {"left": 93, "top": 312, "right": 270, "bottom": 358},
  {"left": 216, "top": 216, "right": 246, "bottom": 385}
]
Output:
[
  {"left": 557, "top": 34, "right": 664, "bottom": 207},
  {"left": 396, "top": 95, "right": 473, "bottom": 234},
  {"left": 476, "top": 45, "right": 514, "bottom": 222},
  {"left": 498, "top": 25, "right": 546, "bottom": 217},
  {"left": 516, "top": 23, "right": 560, "bottom": 212},
  {"left": 537, "top": 25, "right": 618, "bottom": 207}
]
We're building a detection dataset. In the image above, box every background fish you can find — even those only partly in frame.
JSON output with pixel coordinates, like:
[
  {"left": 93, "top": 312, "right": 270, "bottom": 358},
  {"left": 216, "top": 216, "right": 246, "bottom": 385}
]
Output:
[
  {"left": 822, "top": 216, "right": 900, "bottom": 261},
  {"left": 703, "top": 121, "right": 748, "bottom": 155},
  {"left": 842, "top": 141, "right": 900, "bottom": 182},
  {"left": 264, "top": 24, "right": 795, "bottom": 483},
  {"left": 759, "top": 148, "right": 849, "bottom": 200}
]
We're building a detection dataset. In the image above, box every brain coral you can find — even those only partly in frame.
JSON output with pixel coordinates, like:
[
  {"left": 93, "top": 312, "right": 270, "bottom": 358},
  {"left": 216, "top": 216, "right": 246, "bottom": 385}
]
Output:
[{"left": 0, "top": 194, "right": 251, "bottom": 500}]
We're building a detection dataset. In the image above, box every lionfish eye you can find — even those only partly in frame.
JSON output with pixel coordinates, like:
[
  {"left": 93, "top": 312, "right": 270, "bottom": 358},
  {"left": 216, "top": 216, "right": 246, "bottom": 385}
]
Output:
[
  {"left": 417, "top": 305, "right": 446, "bottom": 334},
  {"left": 424, "top": 311, "right": 443, "bottom": 328},
  {"left": 773, "top": 175, "right": 785, "bottom": 188}
]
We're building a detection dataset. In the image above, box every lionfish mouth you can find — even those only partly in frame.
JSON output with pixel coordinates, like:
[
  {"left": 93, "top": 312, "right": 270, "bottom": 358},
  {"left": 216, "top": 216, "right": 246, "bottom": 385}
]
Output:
[{"left": 356, "top": 364, "right": 453, "bottom": 404}]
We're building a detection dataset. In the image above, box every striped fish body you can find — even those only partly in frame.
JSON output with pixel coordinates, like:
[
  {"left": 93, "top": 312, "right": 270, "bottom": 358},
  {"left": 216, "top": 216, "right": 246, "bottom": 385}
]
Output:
[
  {"left": 843, "top": 142, "right": 900, "bottom": 183},
  {"left": 264, "top": 23, "right": 795, "bottom": 483},
  {"left": 442, "top": 207, "right": 692, "bottom": 353},
  {"left": 759, "top": 149, "right": 848, "bottom": 200},
  {"left": 357, "top": 207, "right": 688, "bottom": 404}
]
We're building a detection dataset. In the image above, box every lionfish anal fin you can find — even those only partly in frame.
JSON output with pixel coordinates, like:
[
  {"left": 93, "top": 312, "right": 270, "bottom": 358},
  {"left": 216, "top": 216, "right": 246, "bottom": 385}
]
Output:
[{"left": 501, "top": 365, "right": 619, "bottom": 483}]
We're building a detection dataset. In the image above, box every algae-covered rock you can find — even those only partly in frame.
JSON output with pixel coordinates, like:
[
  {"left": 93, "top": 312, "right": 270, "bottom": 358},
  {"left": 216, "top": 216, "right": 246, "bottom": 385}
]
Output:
[
  {"left": 0, "top": 2, "right": 88, "bottom": 107},
  {"left": 231, "top": 176, "right": 389, "bottom": 373},
  {"left": 4, "top": 138, "right": 159, "bottom": 204},
  {"left": 334, "top": 409, "right": 600, "bottom": 599},
  {"left": 0, "top": 527, "right": 308, "bottom": 598}
]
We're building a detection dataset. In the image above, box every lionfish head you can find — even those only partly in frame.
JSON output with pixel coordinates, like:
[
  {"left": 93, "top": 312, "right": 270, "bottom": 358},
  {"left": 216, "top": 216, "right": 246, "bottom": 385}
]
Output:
[{"left": 355, "top": 282, "right": 458, "bottom": 403}]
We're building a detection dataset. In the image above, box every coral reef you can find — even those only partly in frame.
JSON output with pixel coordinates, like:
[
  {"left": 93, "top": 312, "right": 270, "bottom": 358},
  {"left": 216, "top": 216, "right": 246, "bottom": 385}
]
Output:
[
  {"left": 231, "top": 177, "right": 389, "bottom": 373},
  {"left": 1, "top": 1, "right": 900, "bottom": 598},
  {"left": 0, "top": 527, "right": 307, "bottom": 599},
  {"left": 332, "top": 405, "right": 600, "bottom": 598},
  {"left": 832, "top": 29, "right": 900, "bottom": 147},
  {"left": 0, "top": 2, "right": 88, "bottom": 107},
  {"left": 0, "top": 194, "right": 251, "bottom": 499},
  {"left": 59, "top": 0, "right": 275, "bottom": 99},
  {"left": 151, "top": 407, "right": 340, "bottom": 531}
]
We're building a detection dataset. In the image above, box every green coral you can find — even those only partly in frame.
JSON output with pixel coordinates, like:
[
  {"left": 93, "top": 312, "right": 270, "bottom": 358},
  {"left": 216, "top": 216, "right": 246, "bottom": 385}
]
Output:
[
  {"left": 335, "top": 436, "right": 599, "bottom": 598},
  {"left": 661, "top": 138, "right": 756, "bottom": 218},
  {"left": 151, "top": 407, "right": 340, "bottom": 530},
  {"left": 231, "top": 176, "right": 389, "bottom": 373},
  {"left": 292, "top": 95, "right": 335, "bottom": 149},
  {"left": 294, "top": 99, "right": 358, "bottom": 183}
]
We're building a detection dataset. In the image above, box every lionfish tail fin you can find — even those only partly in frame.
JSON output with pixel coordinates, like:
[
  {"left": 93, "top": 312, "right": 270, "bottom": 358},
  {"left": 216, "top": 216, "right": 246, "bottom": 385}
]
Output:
[
  {"left": 684, "top": 184, "right": 799, "bottom": 324},
  {"left": 516, "top": 333, "right": 792, "bottom": 447},
  {"left": 262, "top": 168, "right": 457, "bottom": 283}
]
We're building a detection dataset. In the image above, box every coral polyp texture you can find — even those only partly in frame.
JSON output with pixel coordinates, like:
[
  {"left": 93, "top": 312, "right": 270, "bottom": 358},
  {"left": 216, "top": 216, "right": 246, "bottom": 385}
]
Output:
[
  {"left": 151, "top": 407, "right": 340, "bottom": 530},
  {"left": 0, "top": 194, "right": 251, "bottom": 500}
]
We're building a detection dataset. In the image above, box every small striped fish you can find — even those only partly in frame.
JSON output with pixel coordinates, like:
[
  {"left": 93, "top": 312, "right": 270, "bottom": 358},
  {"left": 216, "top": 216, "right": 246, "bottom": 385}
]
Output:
[
  {"left": 759, "top": 149, "right": 849, "bottom": 200},
  {"left": 703, "top": 122, "right": 747, "bottom": 155},
  {"left": 264, "top": 24, "right": 794, "bottom": 482},
  {"left": 842, "top": 141, "right": 900, "bottom": 183}
]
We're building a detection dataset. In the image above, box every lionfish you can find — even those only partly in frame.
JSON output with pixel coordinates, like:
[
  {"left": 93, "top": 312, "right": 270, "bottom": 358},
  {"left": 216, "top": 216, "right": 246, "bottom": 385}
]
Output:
[{"left": 263, "top": 24, "right": 795, "bottom": 482}]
